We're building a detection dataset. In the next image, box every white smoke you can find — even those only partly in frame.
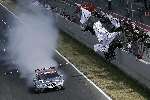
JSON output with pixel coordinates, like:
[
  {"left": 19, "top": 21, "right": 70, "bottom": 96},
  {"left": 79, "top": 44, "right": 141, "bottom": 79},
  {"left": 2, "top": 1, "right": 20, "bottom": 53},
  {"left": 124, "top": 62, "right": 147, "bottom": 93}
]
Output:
[{"left": 8, "top": 0, "right": 59, "bottom": 81}]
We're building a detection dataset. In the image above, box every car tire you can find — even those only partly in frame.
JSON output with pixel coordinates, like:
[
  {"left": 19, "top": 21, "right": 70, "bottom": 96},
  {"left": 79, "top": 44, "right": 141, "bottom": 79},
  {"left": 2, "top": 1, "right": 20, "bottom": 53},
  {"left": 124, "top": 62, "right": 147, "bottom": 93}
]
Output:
[
  {"left": 40, "top": 88, "right": 45, "bottom": 93},
  {"left": 56, "top": 85, "right": 64, "bottom": 90},
  {"left": 58, "top": 85, "right": 62, "bottom": 90},
  {"left": 34, "top": 87, "right": 40, "bottom": 93},
  {"left": 61, "top": 86, "right": 65, "bottom": 90}
]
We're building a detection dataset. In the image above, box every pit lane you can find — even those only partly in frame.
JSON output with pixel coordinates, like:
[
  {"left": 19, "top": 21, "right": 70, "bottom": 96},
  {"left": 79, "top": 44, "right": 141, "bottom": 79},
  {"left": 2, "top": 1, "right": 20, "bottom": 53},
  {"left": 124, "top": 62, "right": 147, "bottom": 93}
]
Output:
[{"left": 0, "top": 3, "right": 110, "bottom": 100}]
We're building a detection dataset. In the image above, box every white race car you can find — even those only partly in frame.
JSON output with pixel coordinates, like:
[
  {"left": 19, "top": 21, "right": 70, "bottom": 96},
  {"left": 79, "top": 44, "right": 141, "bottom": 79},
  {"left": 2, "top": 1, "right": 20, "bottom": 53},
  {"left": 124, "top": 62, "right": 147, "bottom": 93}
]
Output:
[{"left": 32, "top": 67, "right": 64, "bottom": 92}]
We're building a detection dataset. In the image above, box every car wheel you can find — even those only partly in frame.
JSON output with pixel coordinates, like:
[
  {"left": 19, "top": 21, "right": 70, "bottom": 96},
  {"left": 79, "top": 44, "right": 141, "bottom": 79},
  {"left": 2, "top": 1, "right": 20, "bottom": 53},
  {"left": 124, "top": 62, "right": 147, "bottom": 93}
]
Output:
[
  {"left": 40, "top": 88, "right": 45, "bottom": 93},
  {"left": 34, "top": 87, "right": 40, "bottom": 93},
  {"left": 57, "top": 85, "right": 64, "bottom": 90},
  {"left": 58, "top": 85, "right": 62, "bottom": 89},
  {"left": 60, "top": 86, "right": 65, "bottom": 90}
]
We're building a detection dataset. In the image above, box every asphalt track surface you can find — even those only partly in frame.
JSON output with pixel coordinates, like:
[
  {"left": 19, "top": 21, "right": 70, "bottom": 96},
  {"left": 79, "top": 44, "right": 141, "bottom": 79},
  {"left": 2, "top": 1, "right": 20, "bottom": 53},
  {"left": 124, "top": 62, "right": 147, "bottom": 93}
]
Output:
[
  {"left": 0, "top": 3, "right": 109, "bottom": 100},
  {"left": 0, "top": 60, "right": 108, "bottom": 100}
]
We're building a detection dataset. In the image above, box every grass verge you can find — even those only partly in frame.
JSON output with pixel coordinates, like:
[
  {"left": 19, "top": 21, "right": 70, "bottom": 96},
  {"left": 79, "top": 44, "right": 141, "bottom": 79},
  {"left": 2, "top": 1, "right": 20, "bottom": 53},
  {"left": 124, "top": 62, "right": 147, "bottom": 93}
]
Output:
[{"left": 58, "top": 32, "right": 150, "bottom": 100}]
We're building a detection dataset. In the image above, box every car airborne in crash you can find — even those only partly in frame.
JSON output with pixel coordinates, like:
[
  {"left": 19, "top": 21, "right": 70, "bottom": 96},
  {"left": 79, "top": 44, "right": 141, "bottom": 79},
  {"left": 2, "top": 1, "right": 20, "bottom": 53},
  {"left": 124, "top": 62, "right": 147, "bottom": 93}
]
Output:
[{"left": 32, "top": 67, "right": 64, "bottom": 92}]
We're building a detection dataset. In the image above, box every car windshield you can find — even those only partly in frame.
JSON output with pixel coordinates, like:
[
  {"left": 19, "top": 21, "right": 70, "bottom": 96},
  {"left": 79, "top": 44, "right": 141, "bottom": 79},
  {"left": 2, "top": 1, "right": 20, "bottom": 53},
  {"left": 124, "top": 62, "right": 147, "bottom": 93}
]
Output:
[{"left": 37, "top": 72, "right": 59, "bottom": 80}]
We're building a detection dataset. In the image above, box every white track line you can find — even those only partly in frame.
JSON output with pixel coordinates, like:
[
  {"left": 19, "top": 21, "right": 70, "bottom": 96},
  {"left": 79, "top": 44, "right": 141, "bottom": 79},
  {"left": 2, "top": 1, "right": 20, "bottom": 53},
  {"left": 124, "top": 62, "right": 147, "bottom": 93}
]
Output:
[
  {"left": 56, "top": 50, "right": 112, "bottom": 100},
  {"left": 0, "top": 3, "right": 112, "bottom": 100},
  {"left": 0, "top": 3, "right": 18, "bottom": 18}
]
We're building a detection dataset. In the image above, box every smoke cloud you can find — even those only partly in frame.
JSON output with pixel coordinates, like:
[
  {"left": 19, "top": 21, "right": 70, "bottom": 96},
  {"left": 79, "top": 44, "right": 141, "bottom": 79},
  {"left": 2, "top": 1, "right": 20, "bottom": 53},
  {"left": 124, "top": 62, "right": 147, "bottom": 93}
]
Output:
[{"left": 8, "top": 0, "right": 59, "bottom": 81}]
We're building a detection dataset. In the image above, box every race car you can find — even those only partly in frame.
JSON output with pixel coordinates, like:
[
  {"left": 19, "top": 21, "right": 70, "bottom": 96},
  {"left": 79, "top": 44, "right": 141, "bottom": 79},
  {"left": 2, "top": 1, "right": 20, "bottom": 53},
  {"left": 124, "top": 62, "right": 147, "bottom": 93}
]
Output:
[{"left": 32, "top": 67, "right": 64, "bottom": 92}]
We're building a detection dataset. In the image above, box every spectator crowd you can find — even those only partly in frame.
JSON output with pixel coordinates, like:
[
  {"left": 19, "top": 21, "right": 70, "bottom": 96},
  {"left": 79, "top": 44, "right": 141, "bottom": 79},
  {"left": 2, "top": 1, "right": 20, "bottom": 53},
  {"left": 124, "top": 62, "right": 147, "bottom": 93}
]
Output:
[{"left": 38, "top": 0, "right": 150, "bottom": 61}]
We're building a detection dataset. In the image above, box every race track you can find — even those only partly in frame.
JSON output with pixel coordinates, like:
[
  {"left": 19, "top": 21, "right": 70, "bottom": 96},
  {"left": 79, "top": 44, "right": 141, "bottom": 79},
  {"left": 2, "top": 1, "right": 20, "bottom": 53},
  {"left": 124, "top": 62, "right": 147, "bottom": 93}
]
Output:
[
  {"left": 0, "top": 3, "right": 109, "bottom": 100},
  {"left": 0, "top": 60, "right": 107, "bottom": 100}
]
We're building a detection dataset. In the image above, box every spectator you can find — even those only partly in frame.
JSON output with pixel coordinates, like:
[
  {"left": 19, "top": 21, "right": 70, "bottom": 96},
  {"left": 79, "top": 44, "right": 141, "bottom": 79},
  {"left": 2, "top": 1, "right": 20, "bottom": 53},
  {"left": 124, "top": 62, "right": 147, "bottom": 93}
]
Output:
[
  {"left": 144, "top": 0, "right": 148, "bottom": 10},
  {"left": 108, "top": 0, "right": 112, "bottom": 10},
  {"left": 137, "top": 8, "right": 143, "bottom": 22},
  {"left": 125, "top": 8, "right": 131, "bottom": 17},
  {"left": 120, "top": 0, "right": 124, "bottom": 5}
]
